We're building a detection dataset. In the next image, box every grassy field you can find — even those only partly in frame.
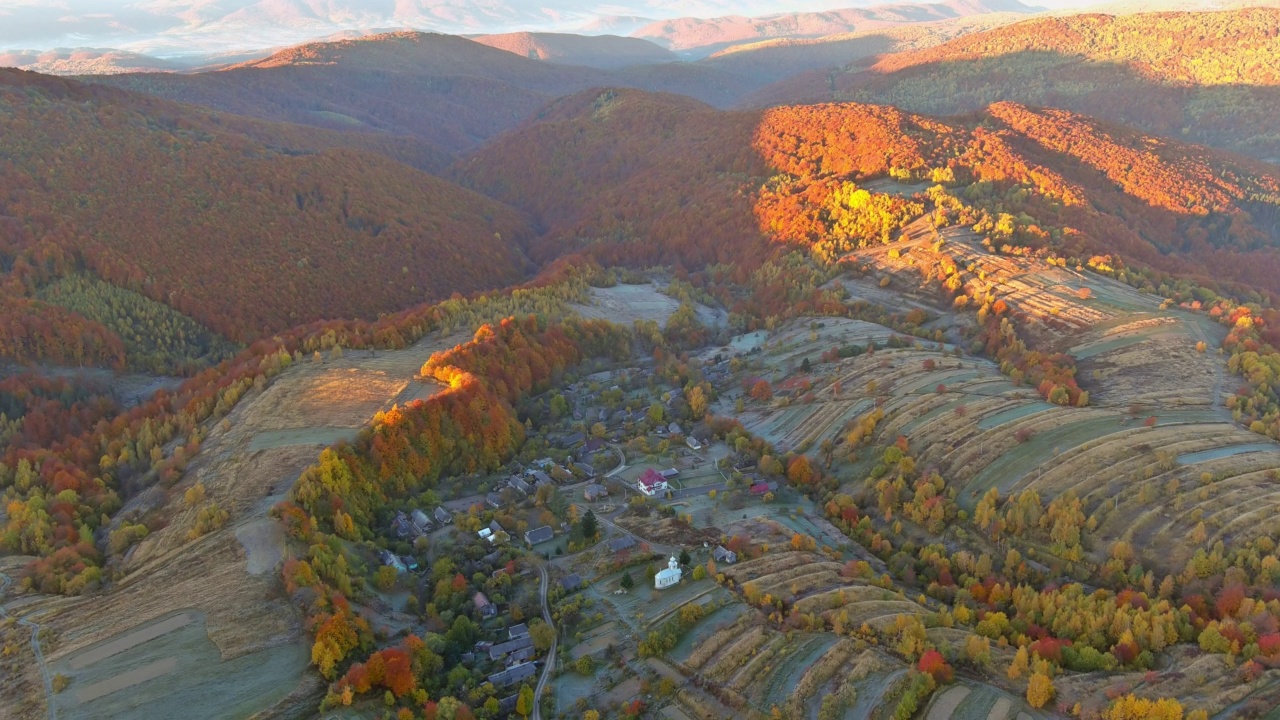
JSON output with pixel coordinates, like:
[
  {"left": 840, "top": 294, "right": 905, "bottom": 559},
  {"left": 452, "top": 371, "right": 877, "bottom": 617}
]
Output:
[
  {"left": 51, "top": 610, "right": 308, "bottom": 720},
  {"left": 16, "top": 332, "right": 466, "bottom": 718}
]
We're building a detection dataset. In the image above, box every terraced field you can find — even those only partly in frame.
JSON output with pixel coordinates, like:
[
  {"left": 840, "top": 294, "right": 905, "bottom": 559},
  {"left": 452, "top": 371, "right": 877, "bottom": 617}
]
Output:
[{"left": 726, "top": 270, "right": 1275, "bottom": 572}]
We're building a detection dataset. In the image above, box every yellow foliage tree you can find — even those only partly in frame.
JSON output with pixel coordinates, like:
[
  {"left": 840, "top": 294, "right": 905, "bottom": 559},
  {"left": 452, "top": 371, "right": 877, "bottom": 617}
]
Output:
[{"left": 1026, "top": 672, "right": 1054, "bottom": 709}]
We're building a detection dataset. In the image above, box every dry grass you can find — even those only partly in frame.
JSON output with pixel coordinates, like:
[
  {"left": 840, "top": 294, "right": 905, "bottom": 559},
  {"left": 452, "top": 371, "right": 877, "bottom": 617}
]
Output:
[
  {"left": 14, "top": 333, "right": 463, "bottom": 717},
  {"left": 786, "top": 639, "right": 860, "bottom": 716}
]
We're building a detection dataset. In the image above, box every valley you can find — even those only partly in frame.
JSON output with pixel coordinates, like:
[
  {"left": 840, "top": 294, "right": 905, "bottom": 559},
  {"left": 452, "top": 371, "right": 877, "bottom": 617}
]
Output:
[{"left": 6, "top": 4, "right": 1280, "bottom": 720}]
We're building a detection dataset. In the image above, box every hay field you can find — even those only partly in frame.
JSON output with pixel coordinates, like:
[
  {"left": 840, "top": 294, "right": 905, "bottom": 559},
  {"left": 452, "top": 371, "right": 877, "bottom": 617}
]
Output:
[{"left": 13, "top": 332, "right": 463, "bottom": 717}]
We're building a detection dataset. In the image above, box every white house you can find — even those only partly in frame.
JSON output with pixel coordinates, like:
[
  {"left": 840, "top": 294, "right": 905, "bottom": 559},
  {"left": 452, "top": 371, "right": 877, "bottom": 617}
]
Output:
[
  {"left": 637, "top": 469, "right": 668, "bottom": 496},
  {"left": 655, "top": 557, "right": 682, "bottom": 589}
]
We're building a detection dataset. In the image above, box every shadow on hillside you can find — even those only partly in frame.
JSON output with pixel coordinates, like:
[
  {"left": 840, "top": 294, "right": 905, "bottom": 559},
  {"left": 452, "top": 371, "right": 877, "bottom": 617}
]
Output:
[{"left": 748, "top": 49, "right": 1280, "bottom": 160}]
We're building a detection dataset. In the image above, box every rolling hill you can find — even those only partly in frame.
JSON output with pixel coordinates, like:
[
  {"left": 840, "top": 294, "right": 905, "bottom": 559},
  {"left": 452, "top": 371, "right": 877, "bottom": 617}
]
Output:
[
  {"left": 748, "top": 8, "right": 1280, "bottom": 159},
  {"left": 472, "top": 32, "right": 676, "bottom": 68},
  {"left": 698, "top": 12, "right": 1026, "bottom": 86},
  {"left": 455, "top": 88, "right": 1280, "bottom": 295},
  {"left": 632, "top": 0, "right": 1043, "bottom": 56},
  {"left": 0, "top": 69, "right": 533, "bottom": 345},
  {"left": 89, "top": 31, "right": 758, "bottom": 157}
]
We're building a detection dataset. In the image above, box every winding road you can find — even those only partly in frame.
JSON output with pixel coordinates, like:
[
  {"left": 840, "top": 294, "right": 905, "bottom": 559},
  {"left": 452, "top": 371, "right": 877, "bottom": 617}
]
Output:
[
  {"left": 0, "top": 570, "right": 56, "bottom": 720},
  {"left": 531, "top": 561, "right": 556, "bottom": 720}
]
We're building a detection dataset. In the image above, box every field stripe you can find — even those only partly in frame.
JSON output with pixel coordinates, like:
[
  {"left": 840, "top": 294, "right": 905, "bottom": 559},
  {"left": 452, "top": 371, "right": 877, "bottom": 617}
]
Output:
[
  {"left": 68, "top": 612, "right": 194, "bottom": 670},
  {"left": 74, "top": 657, "right": 178, "bottom": 704}
]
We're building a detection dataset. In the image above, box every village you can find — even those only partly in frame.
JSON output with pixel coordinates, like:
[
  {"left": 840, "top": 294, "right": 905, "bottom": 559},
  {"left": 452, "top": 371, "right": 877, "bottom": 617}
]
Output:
[{"left": 354, "top": 341, "right": 809, "bottom": 718}]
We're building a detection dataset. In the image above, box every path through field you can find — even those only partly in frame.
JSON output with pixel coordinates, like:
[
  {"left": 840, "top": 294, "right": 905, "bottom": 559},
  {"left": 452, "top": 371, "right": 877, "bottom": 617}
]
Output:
[
  {"left": 7, "top": 332, "right": 464, "bottom": 717},
  {"left": 0, "top": 570, "right": 54, "bottom": 720}
]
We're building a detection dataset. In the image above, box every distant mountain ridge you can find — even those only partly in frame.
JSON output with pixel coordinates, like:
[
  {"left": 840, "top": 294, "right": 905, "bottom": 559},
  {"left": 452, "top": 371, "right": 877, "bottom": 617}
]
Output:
[
  {"left": 0, "top": 1, "right": 921, "bottom": 56},
  {"left": 0, "top": 68, "right": 533, "bottom": 342},
  {"left": 632, "top": 0, "right": 1043, "bottom": 55},
  {"left": 748, "top": 8, "right": 1280, "bottom": 157},
  {"left": 472, "top": 32, "right": 676, "bottom": 69}
]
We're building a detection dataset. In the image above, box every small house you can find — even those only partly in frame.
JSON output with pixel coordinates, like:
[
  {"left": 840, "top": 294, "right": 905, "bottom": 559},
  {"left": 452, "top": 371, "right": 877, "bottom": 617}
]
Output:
[
  {"left": 713, "top": 546, "right": 738, "bottom": 565},
  {"left": 750, "top": 480, "right": 780, "bottom": 496},
  {"left": 486, "top": 492, "right": 504, "bottom": 509},
  {"left": 583, "top": 483, "right": 609, "bottom": 501},
  {"left": 637, "top": 468, "right": 668, "bottom": 496},
  {"left": 379, "top": 550, "right": 406, "bottom": 573},
  {"left": 560, "top": 573, "right": 582, "bottom": 593},
  {"left": 488, "top": 661, "right": 536, "bottom": 688},
  {"left": 659, "top": 468, "right": 679, "bottom": 480},
  {"left": 686, "top": 436, "right": 703, "bottom": 451},
  {"left": 530, "top": 470, "right": 553, "bottom": 487},
  {"left": 563, "top": 432, "right": 586, "bottom": 447},
  {"left": 509, "top": 476, "right": 533, "bottom": 495},
  {"left": 668, "top": 422, "right": 682, "bottom": 435},
  {"left": 524, "top": 525, "right": 554, "bottom": 546},
  {"left": 608, "top": 535, "right": 636, "bottom": 553},
  {"left": 508, "top": 623, "right": 529, "bottom": 640},
  {"left": 391, "top": 512, "right": 414, "bottom": 539},
  {"left": 576, "top": 461, "right": 597, "bottom": 478},
  {"left": 581, "top": 438, "right": 605, "bottom": 456},
  {"left": 488, "top": 635, "right": 534, "bottom": 661},
  {"left": 411, "top": 509, "right": 432, "bottom": 533},
  {"left": 434, "top": 506, "right": 452, "bottom": 525},
  {"left": 474, "top": 591, "right": 497, "bottom": 618}
]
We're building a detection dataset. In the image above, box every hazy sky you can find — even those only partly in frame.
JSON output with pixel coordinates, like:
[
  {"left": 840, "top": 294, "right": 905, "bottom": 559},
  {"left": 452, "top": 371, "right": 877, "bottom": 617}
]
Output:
[{"left": 0, "top": 0, "right": 1088, "bottom": 55}]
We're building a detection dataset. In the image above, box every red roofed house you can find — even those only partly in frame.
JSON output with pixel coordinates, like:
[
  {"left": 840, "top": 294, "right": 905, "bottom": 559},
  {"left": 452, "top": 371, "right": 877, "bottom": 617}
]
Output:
[{"left": 637, "top": 468, "right": 669, "bottom": 497}]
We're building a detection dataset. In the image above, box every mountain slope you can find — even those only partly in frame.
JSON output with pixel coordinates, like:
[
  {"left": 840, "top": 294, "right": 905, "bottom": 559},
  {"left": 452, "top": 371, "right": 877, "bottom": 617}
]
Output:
[
  {"left": 699, "top": 12, "right": 1026, "bottom": 85},
  {"left": 633, "top": 0, "right": 1042, "bottom": 56},
  {"left": 0, "top": 69, "right": 533, "bottom": 343},
  {"left": 455, "top": 89, "right": 1280, "bottom": 295},
  {"left": 453, "top": 89, "right": 772, "bottom": 269},
  {"left": 748, "top": 8, "right": 1280, "bottom": 158},
  {"left": 472, "top": 32, "right": 676, "bottom": 68},
  {"left": 90, "top": 31, "right": 756, "bottom": 156}
]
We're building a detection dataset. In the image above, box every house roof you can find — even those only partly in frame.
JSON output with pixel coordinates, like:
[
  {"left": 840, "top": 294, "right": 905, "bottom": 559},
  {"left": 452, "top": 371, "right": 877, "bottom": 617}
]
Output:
[
  {"left": 608, "top": 535, "right": 636, "bottom": 552},
  {"left": 434, "top": 506, "right": 452, "bottom": 523},
  {"left": 508, "top": 623, "right": 529, "bottom": 640},
  {"left": 473, "top": 591, "right": 491, "bottom": 608},
  {"left": 524, "top": 525, "right": 553, "bottom": 544},
  {"left": 560, "top": 573, "right": 582, "bottom": 592},
  {"left": 488, "top": 661, "right": 536, "bottom": 687},
  {"left": 638, "top": 468, "right": 666, "bottom": 489},
  {"left": 488, "top": 635, "right": 534, "bottom": 660}
]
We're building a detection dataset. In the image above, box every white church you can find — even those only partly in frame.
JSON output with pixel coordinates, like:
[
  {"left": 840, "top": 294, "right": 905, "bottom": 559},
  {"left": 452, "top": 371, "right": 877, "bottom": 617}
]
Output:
[{"left": 655, "top": 556, "right": 682, "bottom": 589}]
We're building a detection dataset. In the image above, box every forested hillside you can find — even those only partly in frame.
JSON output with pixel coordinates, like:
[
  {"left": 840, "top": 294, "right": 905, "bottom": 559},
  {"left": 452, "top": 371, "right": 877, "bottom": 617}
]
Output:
[
  {"left": 473, "top": 32, "right": 676, "bottom": 68},
  {"left": 0, "top": 69, "right": 533, "bottom": 344},
  {"left": 699, "top": 13, "right": 1023, "bottom": 85},
  {"left": 453, "top": 90, "right": 772, "bottom": 269},
  {"left": 89, "top": 32, "right": 757, "bottom": 157},
  {"left": 631, "top": 0, "right": 1039, "bottom": 55},
  {"left": 748, "top": 9, "right": 1280, "bottom": 158},
  {"left": 457, "top": 89, "right": 1280, "bottom": 295}
]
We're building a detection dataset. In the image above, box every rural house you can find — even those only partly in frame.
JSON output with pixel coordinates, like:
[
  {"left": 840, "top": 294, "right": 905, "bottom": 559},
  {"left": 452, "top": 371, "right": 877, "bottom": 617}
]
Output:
[
  {"left": 474, "top": 591, "right": 497, "bottom": 618},
  {"left": 608, "top": 535, "right": 636, "bottom": 553},
  {"left": 524, "top": 525, "right": 553, "bottom": 546},
  {"left": 637, "top": 468, "right": 669, "bottom": 496},
  {"left": 713, "top": 546, "right": 738, "bottom": 564}
]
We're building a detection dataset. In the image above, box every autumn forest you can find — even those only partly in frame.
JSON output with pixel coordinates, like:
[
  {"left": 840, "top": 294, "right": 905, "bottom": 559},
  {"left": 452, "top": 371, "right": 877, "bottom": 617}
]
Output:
[{"left": 5, "top": 5, "right": 1280, "bottom": 720}]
